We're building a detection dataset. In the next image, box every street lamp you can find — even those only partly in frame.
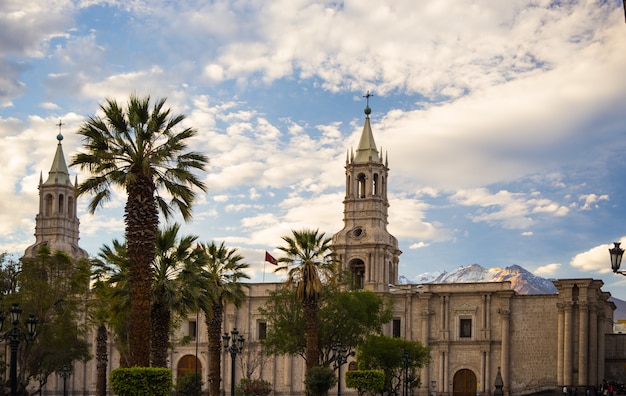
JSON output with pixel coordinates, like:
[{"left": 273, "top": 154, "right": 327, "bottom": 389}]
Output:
[
  {"left": 0, "top": 304, "right": 38, "bottom": 396},
  {"left": 223, "top": 328, "right": 244, "bottom": 396},
  {"left": 609, "top": 242, "right": 625, "bottom": 275},
  {"left": 403, "top": 351, "right": 410, "bottom": 396},
  {"left": 97, "top": 352, "right": 108, "bottom": 396},
  {"left": 58, "top": 364, "right": 72, "bottom": 396},
  {"left": 331, "top": 343, "right": 351, "bottom": 396},
  {"left": 431, "top": 380, "right": 437, "bottom": 396}
]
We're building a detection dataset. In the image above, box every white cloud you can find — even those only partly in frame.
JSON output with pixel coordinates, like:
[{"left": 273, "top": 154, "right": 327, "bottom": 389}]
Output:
[
  {"left": 579, "top": 193, "right": 609, "bottom": 210},
  {"left": 450, "top": 188, "right": 569, "bottom": 229},
  {"left": 409, "top": 241, "right": 430, "bottom": 250},
  {"left": 534, "top": 263, "right": 561, "bottom": 276},
  {"left": 570, "top": 239, "right": 625, "bottom": 273}
]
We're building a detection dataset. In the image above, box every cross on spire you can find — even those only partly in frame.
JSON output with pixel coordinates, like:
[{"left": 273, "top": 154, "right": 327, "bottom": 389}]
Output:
[
  {"left": 363, "top": 91, "right": 374, "bottom": 107},
  {"left": 56, "top": 120, "right": 65, "bottom": 141}
]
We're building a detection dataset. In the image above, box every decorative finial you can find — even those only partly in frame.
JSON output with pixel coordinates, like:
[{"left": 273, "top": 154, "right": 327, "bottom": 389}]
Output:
[
  {"left": 363, "top": 91, "right": 373, "bottom": 115},
  {"left": 56, "top": 120, "right": 65, "bottom": 141}
]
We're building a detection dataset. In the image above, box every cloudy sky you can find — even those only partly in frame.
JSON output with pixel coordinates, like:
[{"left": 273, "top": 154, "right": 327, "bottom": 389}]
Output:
[{"left": 2, "top": 0, "right": 626, "bottom": 298}]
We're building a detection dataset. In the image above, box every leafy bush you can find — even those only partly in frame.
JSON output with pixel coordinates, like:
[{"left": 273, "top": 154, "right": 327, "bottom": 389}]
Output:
[
  {"left": 110, "top": 367, "right": 172, "bottom": 396},
  {"left": 304, "top": 366, "right": 337, "bottom": 396},
  {"left": 176, "top": 372, "right": 203, "bottom": 396},
  {"left": 346, "top": 370, "right": 385, "bottom": 396},
  {"left": 236, "top": 378, "right": 273, "bottom": 396}
]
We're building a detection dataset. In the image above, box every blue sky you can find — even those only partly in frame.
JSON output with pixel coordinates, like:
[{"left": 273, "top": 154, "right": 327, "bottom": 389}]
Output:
[{"left": 2, "top": 0, "right": 626, "bottom": 298}]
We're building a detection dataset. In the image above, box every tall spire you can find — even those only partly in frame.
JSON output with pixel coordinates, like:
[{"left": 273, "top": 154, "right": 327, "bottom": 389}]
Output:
[
  {"left": 353, "top": 92, "right": 379, "bottom": 163},
  {"left": 44, "top": 129, "right": 72, "bottom": 186}
]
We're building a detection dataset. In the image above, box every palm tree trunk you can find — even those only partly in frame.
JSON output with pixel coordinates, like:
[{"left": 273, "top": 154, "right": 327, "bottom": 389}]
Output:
[
  {"left": 151, "top": 301, "right": 170, "bottom": 367},
  {"left": 206, "top": 302, "right": 224, "bottom": 396},
  {"left": 303, "top": 300, "right": 320, "bottom": 371},
  {"left": 96, "top": 324, "right": 107, "bottom": 396},
  {"left": 126, "top": 176, "right": 158, "bottom": 367}
]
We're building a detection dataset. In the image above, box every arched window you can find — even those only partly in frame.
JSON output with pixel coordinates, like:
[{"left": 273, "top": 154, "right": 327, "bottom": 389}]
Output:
[
  {"left": 357, "top": 174, "right": 366, "bottom": 198},
  {"left": 58, "top": 194, "right": 64, "bottom": 214},
  {"left": 382, "top": 176, "right": 386, "bottom": 198},
  {"left": 373, "top": 173, "right": 379, "bottom": 195},
  {"left": 45, "top": 194, "right": 53, "bottom": 216},
  {"left": 68, "top": 197, "right": 74, "bottom": 217},
  {"left": 349, "top": 259, "right": 365, "bottom": 289}
]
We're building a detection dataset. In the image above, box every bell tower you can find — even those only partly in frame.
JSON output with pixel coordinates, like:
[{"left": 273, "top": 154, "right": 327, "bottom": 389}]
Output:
[
  {"left": 24, "top": 127, "right": 88, "bottom": 260},
  {"left": 332, "top": 97, "right": 401, "bottom": 292}
]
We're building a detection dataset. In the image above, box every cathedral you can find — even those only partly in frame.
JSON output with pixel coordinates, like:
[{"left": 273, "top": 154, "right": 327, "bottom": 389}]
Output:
[{"left": 21, "top": 106, "right": 617, "bottom": 396}]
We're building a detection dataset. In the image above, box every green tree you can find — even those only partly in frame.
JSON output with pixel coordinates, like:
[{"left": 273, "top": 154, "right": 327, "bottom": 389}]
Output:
[
  {"left": 15, "top": 246, "right": 91, "bottom": 394},
  {"left": 0, "top": 252, "right": 21, "bottom": 296},
  {"left": 356, "top": 335, "right": 430, "bottom": 396},
  {"left": 196, "top": 241, "right": 250, "bottom": 396},
  {"left": 259, "top": 286, "right": 392, "bottom": 366},
  {"left": 94, "top": 224, "right": 204, "bottom": 368},
  {"left": 273, "top": 229, "right": 336, "bottom": 371},
  {"left": 88, "top": 271, "right": 115, "bottom": 396},
  {"left": 151, "top": 223, "right": 202, "bottom": 367},
  {"left": 93, "top": 239, "right": 132, "bottom": 368},
  {"left": 71, "top": 94, "right": 208, "bottom": 366}
]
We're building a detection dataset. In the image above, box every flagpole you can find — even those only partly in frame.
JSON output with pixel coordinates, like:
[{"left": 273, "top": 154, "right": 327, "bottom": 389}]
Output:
[{"left": 263, "top": 260, "right": 266, "bottom": 283}]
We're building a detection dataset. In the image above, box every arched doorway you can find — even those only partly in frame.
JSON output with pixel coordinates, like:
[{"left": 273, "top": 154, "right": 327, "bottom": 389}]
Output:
[
  {"left": 177, "top": 355, "right": 202, "bottom": 381},
  {"left": 453, "top": 369, "right": 477, "bottom": 396}
]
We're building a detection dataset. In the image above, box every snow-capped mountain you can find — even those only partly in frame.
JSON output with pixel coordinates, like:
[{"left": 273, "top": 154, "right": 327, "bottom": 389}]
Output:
[
  {"left": 399, "top": 264, "right": 558, "bottom": 294},
  {"left": 399, "top": 264, "right": 626, "bottom": 319}
]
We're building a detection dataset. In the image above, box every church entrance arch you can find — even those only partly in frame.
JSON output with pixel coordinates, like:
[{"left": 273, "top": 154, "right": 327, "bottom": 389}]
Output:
[
  {"left": 453, "top": 369, "right": 477, "bottom": 396},
  {"left": 177, "top": 355, "right": 202, "bottom": 381}
]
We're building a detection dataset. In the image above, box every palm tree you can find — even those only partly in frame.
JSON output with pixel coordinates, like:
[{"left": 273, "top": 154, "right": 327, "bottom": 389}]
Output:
[
  {"left": 94, "top": 225, "right": 205, "bottom": 368},
  {"left": 196, "top": 242, "right": 250, "bottom": 396},
  {"left": 151, "top": 223, "right": 202, "bottom": 367},
  {"left": 94, "top": 239, "right": 132, "bottom": 368},
  {"left": 71, "top": 94, "right": 208, "bottom": 366},
  {"left": 274, "top": 229, "right": 336, "bottom": 371}
]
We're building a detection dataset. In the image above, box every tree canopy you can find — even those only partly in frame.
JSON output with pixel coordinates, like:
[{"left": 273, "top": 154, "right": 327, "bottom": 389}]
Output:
[
  {"left": 2, "top": 247, "right": 92, "bottom": 394},
  {"left": 356, "top": 335, "right": 431, "bottom": 396},
  {"left": 259, "top": 285, "right": 393, "bottom": 367}
]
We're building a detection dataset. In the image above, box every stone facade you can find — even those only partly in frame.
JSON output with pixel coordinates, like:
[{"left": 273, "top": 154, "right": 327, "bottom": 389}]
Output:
[{"left": 25, "top": 112, "right": 618, "bottom": 396}]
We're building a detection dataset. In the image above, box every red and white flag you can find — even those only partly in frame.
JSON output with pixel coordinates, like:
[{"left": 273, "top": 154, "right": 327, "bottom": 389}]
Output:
[{"left": 265, "top": 251, "right": 278, "bottom": 265}]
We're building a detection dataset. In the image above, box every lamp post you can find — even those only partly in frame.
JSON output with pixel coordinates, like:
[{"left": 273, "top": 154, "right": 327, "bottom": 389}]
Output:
[
  {"left": 431, "top": 380, "right": 437, "bottom": 396},
  {"left": 58, "top": 364, "right": 72, "bottom": 396},
  {"left": 0, "top": 304, "right": 38, "bottom": 396},
  {"left": 331, "top": 343, "right": 351, "bottom": 396},
  {"left": 403, "top": 351, "right": 410, "bottom": 396},
  {"left": 97, "top": 352, "right": 108, "bottom": 396},
  {"left": 223, "top": 328, "right": 244, "bottom": 396},
  {"left": 609, "top": 242, "right": 625, "bottom": 275}
]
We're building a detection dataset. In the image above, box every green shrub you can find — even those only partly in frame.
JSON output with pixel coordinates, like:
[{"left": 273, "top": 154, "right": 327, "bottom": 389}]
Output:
[
  {"left": 304, "top": 366, "right": 337, "bottom": 396},
  {"left": 110, "top": 367, "right": 172, "bottom": 396},
  {"left": 236, "top": 378, "right": 273, "bottom": 396},
  {"left": 175, "top": 372, "right": 203, "bottom": 396},
  {"left": 346, "top": 370, "right": 385, "bottom": 396}
]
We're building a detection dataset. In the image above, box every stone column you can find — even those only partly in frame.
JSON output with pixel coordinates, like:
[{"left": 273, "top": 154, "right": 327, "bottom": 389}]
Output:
[
  {"left": 588, "top": 303, "right": 598, "bottom": 387},
  {"left": 557, "top": 302, "right": 565, "bottom": 385},
  {"left": 498, "top": 308, "right": 510, "bottom": 395},
  {"left": 578, "top": 301, "right": 589, "bottom": 386},
  {"left": 420, "top": 302, "right": 432, "bottom": 396},
  {"left": 563, "top": 301, "right": 574, "bottom": 387},
  {"left": 597, "top": 306, "right": 607, "bottom": 384}
]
